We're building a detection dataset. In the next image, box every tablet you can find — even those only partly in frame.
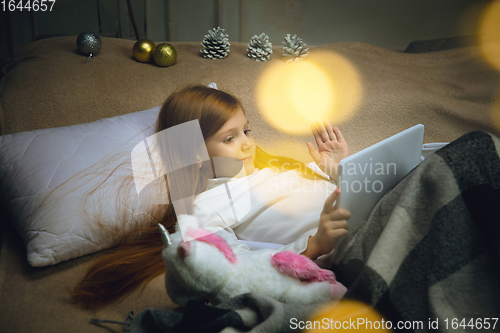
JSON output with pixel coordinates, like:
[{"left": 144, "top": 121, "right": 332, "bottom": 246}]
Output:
[{"left": 336, "top": 124, "right": 425, "bottom": 232}]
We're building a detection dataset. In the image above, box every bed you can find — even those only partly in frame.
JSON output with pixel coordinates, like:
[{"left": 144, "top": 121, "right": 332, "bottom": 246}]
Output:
[{"left": 1, "top": 36, "right": 499, "bottom": 332}]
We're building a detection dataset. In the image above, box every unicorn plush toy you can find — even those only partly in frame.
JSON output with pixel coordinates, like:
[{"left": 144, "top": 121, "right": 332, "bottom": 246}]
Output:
[{"left": 157, "top": 223, "right": 347, "bottom": 305}]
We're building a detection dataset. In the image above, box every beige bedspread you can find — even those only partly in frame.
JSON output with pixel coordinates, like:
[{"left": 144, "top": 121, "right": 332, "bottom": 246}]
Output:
[
  {"left": 2, "top": 37, "right": 500, "bottom": 158},
  {"left": 1, "top": 36, "right": 499, "bottom": 333}
]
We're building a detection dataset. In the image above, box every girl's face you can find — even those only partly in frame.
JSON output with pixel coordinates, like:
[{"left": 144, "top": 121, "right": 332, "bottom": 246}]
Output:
[{"left": 205, "top": 108, "right": 256, "bottom": 176}]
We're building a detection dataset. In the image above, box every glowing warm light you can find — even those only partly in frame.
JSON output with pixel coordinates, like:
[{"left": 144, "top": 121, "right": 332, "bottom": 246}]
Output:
[
  {"left": 491, "top": 93, "right": 500, "bottom": 131},
  {"left": 304, "top": 299, "right": 391, "bottom": 332},
  {"left": 478, "top": 0, "right": 500, "bottom": 71},
  {"left": 255, "top": 51, "right": 362, "bottom": 135}
]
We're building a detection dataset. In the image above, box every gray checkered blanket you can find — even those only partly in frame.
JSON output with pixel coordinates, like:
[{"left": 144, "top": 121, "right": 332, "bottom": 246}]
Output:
[
  {"left": 332, "top": 130, "right": 500, "bottom": 332},
  {"left": 91, "top": 131, "right": 500, "bottom": 333}
]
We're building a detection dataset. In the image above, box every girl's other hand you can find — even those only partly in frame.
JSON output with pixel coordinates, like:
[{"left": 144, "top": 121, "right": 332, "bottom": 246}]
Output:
[
  {"left": 306, "top": 119, "right": 349, "bottom": 181},
  {"left": 302, "top": 188, "right": 350, "bottom": 260}
]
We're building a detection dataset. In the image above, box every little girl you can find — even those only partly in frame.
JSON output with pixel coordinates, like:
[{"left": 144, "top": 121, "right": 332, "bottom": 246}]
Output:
[{"left": 73, "top": 84, "right": 351, "bottom": 307}]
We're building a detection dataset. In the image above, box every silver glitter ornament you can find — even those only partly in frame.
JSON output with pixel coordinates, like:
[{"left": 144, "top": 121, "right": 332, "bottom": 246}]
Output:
[{"left": 76, "top": 31, "right": 102, "bottom": 58}]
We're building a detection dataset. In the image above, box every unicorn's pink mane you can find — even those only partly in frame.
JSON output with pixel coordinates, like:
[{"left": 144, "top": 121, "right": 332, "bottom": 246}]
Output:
[
  {"left": 186, "top": 228, "right": 238, "bottom": 264},
  {"left": 271, "top": 251, "right": 336, "bottom": 283}
]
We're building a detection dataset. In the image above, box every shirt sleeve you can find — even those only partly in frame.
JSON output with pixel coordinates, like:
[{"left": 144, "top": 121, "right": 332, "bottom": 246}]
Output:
[
  {"left": 273, "top": 234, "right": 334, "bottom": 268},
  {"left": 176, "top": 210, "right": 251, "bottom": 255},
  {"left": 178, "top": 212, "right": 333, "bottom": 267}
]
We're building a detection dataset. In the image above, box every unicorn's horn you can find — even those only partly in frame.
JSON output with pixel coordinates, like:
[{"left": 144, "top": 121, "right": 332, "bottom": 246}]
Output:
[{"left": 157, "top": 223, "right": 172, "bottom": 247}]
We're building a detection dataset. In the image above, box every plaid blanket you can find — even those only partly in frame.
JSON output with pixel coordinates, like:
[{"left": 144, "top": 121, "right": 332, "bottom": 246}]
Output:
[
  {"left": 91, "top": 131, "right": 500, "bottom": 333},
  {"left": 333, "top": 130, "right": 500, "bottom": 331}
]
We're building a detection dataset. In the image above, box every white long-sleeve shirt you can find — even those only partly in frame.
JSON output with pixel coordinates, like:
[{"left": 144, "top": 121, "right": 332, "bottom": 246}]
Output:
[{"left": 176, "top": 167, "right": 337, "bottom": 266}]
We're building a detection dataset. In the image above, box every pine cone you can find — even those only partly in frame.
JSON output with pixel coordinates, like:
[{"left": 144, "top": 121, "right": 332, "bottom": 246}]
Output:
[
  {"left": 282, "top": 34, "right": 309, "bottom": 63},
  {"left": 200, "top": 27, "right": 230, "bottom": 59},
  {"left": 247, "top": 33, "right": 273, "bottom": 61}
]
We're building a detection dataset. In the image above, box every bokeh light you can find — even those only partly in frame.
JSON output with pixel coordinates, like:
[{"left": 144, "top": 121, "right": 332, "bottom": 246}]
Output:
[
  {"left": 478, "top": 0, "right": 500, "bottom": 71},
  {"left": 305, "top": 299, "right": 391, "bottom": 332},
  {"left": 255, "top": 51, "right": 362, "bottom": 135},
  {"left": 491, "top": 92, "right": 500, "bottom": 132},
  {"left": 476, "top": 1, "right": 500, "bottom": 132}
]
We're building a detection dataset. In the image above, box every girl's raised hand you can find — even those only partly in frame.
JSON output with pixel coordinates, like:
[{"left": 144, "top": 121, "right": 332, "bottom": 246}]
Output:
[
  {"left": 306, "top": 119, "right": 349, "bottom": 181},
  {"left": 302, "top": 188, "right": 350, "bottom": 259}
]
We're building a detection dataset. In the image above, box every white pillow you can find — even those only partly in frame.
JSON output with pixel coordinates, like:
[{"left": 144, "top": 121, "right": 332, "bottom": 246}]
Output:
[{"left": 0, "top": 107, "right": 160, "bottom": 266}]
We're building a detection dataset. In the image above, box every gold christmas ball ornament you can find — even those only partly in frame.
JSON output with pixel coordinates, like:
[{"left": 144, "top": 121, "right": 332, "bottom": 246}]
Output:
[
  {"left": 133, "top": 39, "right": 156, "bottom": 63},
  {"left": 153, "top": 43, "right": 177, "bottom": 67}
]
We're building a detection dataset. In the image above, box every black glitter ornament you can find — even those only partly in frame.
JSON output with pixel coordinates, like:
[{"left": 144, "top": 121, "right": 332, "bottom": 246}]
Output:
[{"left": 76, "top": 31, "right": 102, "bottom": 58}]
